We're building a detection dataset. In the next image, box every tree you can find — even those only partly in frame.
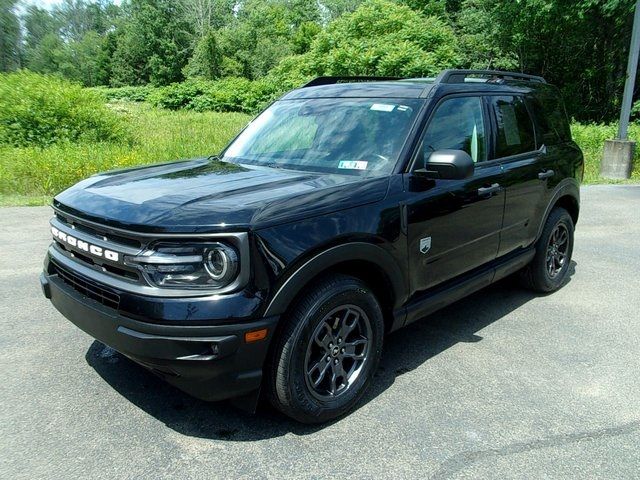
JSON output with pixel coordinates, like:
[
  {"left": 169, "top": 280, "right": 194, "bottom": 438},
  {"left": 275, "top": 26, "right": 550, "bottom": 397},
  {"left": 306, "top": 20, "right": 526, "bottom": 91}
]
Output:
[
  {"left": 273, "top": 0, "right": 461, "bottom": 82},
  {"left": 183, "top": 29, "right": 223, "bottom": 79},
  {"left": 0, "top": 0, "right": 21, "bottom": 71},
  {"left": 25, "top": 33, "right": 66, "bottom": 74},
  {"left": 456, "top": 0, "right": 637, "bottom": 121},
  {"left": 23, "top": 5, "right": 60, "bottom": 52},
  {"left": 55, "top": 0, "right": 121, "bottom": 39},
  {"left": 177, "top": 0, "right": 235, "bottom": 38},
  {"left": 61, "top": 31, "right": 106, "bottom": 86},
  {"left": 110, "top": 0, "right": 193, "bottom": 86},
  {"left": 217, "top": 0, "right": 303, "bottom": 79}
]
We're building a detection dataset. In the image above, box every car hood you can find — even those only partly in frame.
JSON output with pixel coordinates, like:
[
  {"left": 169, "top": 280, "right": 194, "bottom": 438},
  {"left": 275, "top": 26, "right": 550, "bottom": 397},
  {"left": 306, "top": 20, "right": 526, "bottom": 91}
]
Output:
[{"left": 53, "top": 158, "right": 390, "bottom": 233}]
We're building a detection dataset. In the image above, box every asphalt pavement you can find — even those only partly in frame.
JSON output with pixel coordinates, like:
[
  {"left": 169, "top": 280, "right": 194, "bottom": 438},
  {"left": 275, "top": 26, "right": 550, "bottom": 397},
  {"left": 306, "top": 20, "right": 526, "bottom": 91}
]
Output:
[{"left": 1, "top": 185, "right": 639, "bottom": 479}]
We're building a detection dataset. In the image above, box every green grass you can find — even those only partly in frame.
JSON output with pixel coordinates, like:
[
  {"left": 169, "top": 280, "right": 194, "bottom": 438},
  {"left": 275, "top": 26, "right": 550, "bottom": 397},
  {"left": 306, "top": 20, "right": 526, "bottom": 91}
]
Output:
[
  {"left": 0, "top": 102, "right": 638, "bottom": 206},
  {"left": 0, "top": 102, "right": 250, "bottom": 205},
  {"left": 571, "top": 122, "right": 640, "bottom": 184}
]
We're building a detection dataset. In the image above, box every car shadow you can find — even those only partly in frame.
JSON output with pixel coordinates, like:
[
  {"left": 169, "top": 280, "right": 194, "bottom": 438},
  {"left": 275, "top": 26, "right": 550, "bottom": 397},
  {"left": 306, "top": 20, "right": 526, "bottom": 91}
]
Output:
[{"left": 86, "top": 262, "right": 576, "bottom": 441}]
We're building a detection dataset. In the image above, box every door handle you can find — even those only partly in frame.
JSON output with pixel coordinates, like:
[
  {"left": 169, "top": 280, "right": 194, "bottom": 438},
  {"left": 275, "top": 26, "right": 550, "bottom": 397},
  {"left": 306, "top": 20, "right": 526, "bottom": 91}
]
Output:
[
  {"left": 538, "top": 169, "right": 555, "bottom": 180},
  {"left": 477, "top": 183, "right": 501, "bottom": 196}
]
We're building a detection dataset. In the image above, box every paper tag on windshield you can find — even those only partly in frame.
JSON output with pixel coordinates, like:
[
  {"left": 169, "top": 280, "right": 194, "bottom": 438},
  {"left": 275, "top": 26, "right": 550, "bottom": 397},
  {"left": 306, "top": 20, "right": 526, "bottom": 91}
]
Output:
[
  {"left": 370, "top": 103, "right": 395, "bottom": 112},
  {"left": 338, "top": 160, "right": 368, "bottom": 170}
]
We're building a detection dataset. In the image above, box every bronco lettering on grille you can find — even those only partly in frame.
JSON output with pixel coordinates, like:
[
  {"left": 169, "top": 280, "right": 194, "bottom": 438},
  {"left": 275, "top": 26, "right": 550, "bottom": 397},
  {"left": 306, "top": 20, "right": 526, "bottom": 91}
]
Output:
[{"left": 51, "top": 227, "right": 120, "bottom": 262}]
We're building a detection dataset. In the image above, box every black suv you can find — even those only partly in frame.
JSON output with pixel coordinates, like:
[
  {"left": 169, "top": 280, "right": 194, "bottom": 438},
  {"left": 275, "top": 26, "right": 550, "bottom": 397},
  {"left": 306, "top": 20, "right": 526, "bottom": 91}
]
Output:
[{"left": 41, "top": 70, "right": 583, "bottom": 423}]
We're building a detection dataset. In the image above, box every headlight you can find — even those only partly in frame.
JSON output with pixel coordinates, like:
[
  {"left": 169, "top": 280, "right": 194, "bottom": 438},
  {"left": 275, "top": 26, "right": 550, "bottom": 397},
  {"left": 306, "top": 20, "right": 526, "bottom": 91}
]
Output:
[{"left": 125, "top": 242, "right": 239, "bottom": 290}]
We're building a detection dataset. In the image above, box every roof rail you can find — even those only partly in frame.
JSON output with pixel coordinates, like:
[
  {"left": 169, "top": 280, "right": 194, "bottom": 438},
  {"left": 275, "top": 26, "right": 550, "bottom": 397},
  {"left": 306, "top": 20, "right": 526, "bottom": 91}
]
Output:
[
  {"left": 303, "top": 76, "right": 401, "bottom": 88},
  {"left": 434, "top": 69, "right": 546, "bottom": 84}
]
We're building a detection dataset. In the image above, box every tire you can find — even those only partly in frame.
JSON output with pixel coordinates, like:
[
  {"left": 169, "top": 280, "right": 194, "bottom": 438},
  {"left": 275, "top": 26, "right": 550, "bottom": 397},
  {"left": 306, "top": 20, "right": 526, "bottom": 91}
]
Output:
[
  {"left": 521, "top": 207, "right": 574, "bottom": 293},
  {"left": 266, "top": 274, "right": 384, "bottom": 424}
]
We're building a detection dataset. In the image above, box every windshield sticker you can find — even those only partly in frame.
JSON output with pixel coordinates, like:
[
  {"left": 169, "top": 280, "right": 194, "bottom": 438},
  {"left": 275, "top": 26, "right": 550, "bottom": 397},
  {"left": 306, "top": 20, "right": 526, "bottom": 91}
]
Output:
[
  {"left": 370, "top": 103, "right": 395, "bottom": 112},
  {"left": 338, "top": 160, "right": 368, "bottom": 170}
]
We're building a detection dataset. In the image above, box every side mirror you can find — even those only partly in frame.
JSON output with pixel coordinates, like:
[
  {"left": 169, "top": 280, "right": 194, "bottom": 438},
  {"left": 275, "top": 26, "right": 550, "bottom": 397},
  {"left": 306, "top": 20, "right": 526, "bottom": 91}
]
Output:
[{"left": 415, "top": 149, "right": 475, "bottom": 180}]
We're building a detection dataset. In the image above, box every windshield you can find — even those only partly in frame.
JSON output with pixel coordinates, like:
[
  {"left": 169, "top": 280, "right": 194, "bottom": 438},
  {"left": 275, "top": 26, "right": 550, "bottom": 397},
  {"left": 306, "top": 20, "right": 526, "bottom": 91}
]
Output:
[{"left": 222, "top": 98, "right": 423, "bottom": 176}]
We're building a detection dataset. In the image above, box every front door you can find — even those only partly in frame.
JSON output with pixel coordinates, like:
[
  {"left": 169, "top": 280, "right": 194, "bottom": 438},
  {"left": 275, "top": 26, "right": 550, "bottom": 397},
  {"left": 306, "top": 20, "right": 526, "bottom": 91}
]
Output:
[{"left": 405, "top": 95, "right": 505, "bottom": 297}]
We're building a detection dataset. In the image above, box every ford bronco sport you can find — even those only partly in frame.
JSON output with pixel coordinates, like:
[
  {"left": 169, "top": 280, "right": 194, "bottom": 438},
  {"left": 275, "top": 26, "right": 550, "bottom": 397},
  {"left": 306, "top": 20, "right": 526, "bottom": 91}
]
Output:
[{"left": 41, "top": 70, "right": 583, "bottom": 423}]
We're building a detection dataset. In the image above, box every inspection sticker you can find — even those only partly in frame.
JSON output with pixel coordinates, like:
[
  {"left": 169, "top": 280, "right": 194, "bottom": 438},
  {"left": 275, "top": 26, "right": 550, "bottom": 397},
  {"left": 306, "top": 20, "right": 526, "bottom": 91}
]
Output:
[
  {"left": 338, "top": 160, "right": 368, "bottom": 170},
  {"left": 370, "top": 103, "right": 395, "bottom": 112}
]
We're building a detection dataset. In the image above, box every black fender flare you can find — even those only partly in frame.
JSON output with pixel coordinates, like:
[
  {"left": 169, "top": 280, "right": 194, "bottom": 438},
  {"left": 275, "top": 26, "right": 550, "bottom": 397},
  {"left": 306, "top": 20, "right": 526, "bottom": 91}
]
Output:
[
  {"left": 535, "top": 178, "right": 580, "bottom": 241},
  {"left": 263, "top": 242, "right": 406, "bottom": 318}
]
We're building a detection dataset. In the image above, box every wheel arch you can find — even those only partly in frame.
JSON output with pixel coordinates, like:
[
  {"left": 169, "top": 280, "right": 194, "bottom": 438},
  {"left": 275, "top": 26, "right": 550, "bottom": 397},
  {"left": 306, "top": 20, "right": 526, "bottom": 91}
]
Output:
[
  {"left": 536, "top": 179, "right": 580, "bottom": 241},
  {"left": 263, "top": 242, "right": 407, "bottom": 333},
  {"left": 553, "top": 194, "right": 579, "bottom": 225}
]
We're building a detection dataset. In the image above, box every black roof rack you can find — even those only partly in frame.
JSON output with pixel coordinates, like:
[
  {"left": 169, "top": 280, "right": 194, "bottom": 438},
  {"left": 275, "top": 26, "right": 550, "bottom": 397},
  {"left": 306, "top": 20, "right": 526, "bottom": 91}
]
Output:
[
  {"left": 434, "top": 69, "right": 546, "bottom": 84},
  {"left": 303, "top": 76, "right": 401, "bottom": 87},
  {"left": 300, "top": 70, "right": 546, "bottom": 92}
]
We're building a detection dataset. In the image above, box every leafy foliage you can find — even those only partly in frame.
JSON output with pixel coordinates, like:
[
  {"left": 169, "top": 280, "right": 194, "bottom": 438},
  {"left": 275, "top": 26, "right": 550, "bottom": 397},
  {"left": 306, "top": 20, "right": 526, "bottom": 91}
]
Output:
[
  {"left": 0, "top": 71, "right": 127, "bottom": 148},
  {"left": 148, "top": 77, "right": 280, "bottom": 112},
  {"left": 90, "top": 85, "right": 157, "bottom": 102},
  {"left": 455, "top": 0, "right": 637, "bottom": 122},
  {"left": 274, "top": 0, "right": 460, "bottom": 81}
]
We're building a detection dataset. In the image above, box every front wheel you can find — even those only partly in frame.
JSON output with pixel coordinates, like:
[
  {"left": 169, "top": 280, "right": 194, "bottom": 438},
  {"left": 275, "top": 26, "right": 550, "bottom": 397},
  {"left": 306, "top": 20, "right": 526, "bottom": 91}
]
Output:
[
  {"left": 266, "top": 274, "right": 384, "bottom": 423},
  {"left": 521, "top": 207, "right": 574, "bottom": 292}
]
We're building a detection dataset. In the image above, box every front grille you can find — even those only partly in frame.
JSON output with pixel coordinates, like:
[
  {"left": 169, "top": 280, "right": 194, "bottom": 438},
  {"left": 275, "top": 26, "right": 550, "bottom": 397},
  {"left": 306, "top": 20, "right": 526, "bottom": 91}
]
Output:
[
  {"left": 53, "top": 240, "right": 140, "bottom": 281},
  {"left": 51, "top": 211, "right": 144, "bottom": 284},
  {"left": 55, "top": 212, "right": 143, "bottom": 249},
  {"left": 52, "top": 261, "right": 120, "bottom": 310}
]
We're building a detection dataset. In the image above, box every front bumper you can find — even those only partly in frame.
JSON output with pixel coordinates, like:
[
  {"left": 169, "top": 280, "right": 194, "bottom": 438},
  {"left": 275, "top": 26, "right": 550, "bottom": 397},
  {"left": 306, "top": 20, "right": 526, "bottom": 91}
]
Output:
[{"left": 40, "top": 266, "right": 278, "bottom": 402}]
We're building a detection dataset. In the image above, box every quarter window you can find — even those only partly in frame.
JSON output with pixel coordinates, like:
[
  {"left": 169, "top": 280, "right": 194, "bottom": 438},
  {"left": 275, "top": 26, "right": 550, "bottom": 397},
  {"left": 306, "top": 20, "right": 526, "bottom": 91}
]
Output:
[
  {"left": 489, "top": 96, "right": 536, "bottom": 158},
  {"left": 416, "top": 96, "right": 486, "bottom": 167}
]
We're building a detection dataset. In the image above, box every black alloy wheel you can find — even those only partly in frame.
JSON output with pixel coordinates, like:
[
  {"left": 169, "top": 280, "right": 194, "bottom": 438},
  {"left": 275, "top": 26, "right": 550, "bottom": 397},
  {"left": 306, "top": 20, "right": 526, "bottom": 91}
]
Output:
[
  {"left": 267, "top": 274, "right": 384, "bottom": 423},
  {"left": 521, "top": 206, "right": 574, "bottom": 292},
  {"left": 304, "top": 305, "right": 372, "bottom": 400},
  {"left": 546, "top": 223, "right": 569, "bottom": 278}
]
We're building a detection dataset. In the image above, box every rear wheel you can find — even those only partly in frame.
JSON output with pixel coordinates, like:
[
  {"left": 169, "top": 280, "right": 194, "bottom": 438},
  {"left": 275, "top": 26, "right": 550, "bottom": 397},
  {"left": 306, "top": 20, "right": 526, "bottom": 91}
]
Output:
[
  {"left": 521, "top": 207, "right": 574, "bottom": 292},
  {"left": 266, "top": 274, "right": 384, "bottom": 423}
]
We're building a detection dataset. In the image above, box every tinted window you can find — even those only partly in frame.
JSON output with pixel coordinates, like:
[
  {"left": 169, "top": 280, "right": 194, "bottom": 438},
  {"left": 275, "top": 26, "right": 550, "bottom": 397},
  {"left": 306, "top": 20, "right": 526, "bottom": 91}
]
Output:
[
  {"left": 527, "top": 90, "right": 571, "bottom": 145},
  {"left": 490, "top": 96, "right": 536, "bottom": 158},
  {"left": 416, "top": 96, "right": 486, "bottom": 167}
]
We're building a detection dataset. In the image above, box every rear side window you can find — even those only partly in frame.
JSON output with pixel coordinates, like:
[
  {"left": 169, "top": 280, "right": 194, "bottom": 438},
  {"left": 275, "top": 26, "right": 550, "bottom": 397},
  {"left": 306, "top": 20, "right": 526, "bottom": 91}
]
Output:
[
  {"left": 527, "top": 90, "right": 572, "bottom": 145},
  {"left": 489, "top": 96, "right": 536, "bottom": 158}
]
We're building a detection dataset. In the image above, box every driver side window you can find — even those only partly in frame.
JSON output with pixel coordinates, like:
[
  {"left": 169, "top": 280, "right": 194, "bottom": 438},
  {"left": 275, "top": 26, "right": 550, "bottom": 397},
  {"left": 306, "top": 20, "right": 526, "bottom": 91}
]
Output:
[{"left": 415, "top": 96, "right": 486, "bottom": 169}]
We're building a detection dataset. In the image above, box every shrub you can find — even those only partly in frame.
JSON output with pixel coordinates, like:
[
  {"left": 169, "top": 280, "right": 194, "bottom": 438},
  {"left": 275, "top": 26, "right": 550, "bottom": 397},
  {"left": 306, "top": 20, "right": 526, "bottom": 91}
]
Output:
[
  {"left": 0, "top": 71, "right": 128, "bottom": 148},
  {"left": 149, "top": 77, "right": 282, "bottom": 113},
  {"left": 147, "top": 80, "right": 212, "bottom": 110},
  {"left": 90, "top": 85, "right": 156, "bottom": 103}
]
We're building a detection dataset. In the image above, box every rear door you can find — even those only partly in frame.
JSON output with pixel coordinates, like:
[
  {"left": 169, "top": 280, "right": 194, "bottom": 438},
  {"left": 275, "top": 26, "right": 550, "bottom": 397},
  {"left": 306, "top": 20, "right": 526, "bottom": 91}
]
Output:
[
  {"left": 488, "top": 95, "right": 556, "bottom": 256},
  {"left": 405, "top": 95, "right": 505, "bottom": 295}
]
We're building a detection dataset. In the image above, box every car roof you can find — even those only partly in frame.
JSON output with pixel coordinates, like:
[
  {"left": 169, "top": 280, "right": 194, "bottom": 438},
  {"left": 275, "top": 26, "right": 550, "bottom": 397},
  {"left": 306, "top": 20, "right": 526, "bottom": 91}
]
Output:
[{"left": 281, "top": 78, "right": 549, "bottom": 101}]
